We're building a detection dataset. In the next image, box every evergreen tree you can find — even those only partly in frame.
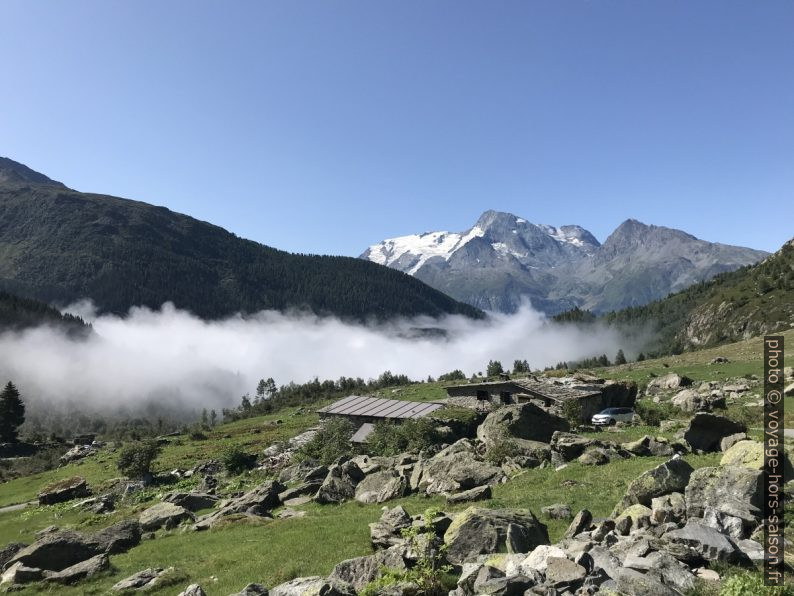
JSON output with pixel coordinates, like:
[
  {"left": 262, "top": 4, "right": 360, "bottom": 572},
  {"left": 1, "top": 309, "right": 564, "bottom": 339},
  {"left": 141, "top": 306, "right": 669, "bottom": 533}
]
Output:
[
  {"left": 615, "top": 349, "right": 627, "bottom": 365},
  {"left": 201, "top": 409, "right": 209, "bottom": 426},
  {"left": 256, "top": 379, "right": 267, "bottom": 401},
  {"left": 264, "top": 378, "right": 277, "bottom": 399},
  {"left": 637, "top": 352, "right": 646, "bottom": 362},
  {"left": 0, "top": 382, "right": 25, "bottom": 443},
  {"left": 486, "top": 360, "right": 504, "bottom": 377},
  {"left": 513, "top": 359, "right": 530, "bottom": 373},
  {"left": 240, "top": 395, "right": 252, "bottom": 412},
  {"left": 210, "top": 409, "right": 218, "bottom": 427}
]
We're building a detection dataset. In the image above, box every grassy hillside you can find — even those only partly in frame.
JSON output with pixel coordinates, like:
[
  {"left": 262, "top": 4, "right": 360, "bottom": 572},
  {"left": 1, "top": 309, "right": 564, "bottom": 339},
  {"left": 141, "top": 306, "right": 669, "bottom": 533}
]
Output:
[
  {"left": 0, "top": 159, "right": 481, "bottom": 321},
  {"left": 1, "top": 330, "right": 789, "bottom": 594},
  {"left": 587, "top": 238, "right": 793, "bottom": 355}
]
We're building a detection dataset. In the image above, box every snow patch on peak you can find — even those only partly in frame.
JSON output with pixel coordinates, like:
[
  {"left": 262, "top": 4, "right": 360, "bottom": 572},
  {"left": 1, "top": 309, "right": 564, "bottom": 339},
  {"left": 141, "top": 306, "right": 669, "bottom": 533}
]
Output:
[{"left": 366, "top": 226, "right": 485, "bottom": 274}]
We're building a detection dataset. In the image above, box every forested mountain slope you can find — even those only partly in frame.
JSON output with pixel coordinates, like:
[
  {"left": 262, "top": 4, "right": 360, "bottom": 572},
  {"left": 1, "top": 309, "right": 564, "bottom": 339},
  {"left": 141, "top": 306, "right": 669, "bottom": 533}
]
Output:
[{"left": 0, "top": 158, "right": 481, "bottom": 320}]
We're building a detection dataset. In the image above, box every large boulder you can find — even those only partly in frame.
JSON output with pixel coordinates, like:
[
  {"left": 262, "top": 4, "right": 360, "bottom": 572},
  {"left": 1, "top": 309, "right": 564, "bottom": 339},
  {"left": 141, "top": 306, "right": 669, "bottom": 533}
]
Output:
[
  {"left": 43, "top": 553, "right": 109, "bottom": 584},
  {"left": 369, "top": 506, "right": 412, "bottom": 550},
  {"left": 328, "top": 548, "right": 408, "bottom": 591},
  {"left": 663, "top": 521, "right": 745, "bottom": 563},
  {"left": 139, "top": 502, "right": 195, "bottom": 531},
  {"left": 683, "top": 413, "right": 746, "bottom": 453},
  {"left": 685, "top": 465, "right": 764, "bottom": 524},
  {"left": 612, "top": 458, "right": 694, "bottom": 516},
  {"left": 622, "top": 435, "right": 674, "bottom": 457},
  {"left": 415, "top": 441, "right": 505, "bottom": 495},
  {"left": 550, "top": 432, "right": 598, "bottom": 462},
  {"left": 354, "top": 470, "right": 408, "bottom": 504},
  {"left": 646, "top": 374, "right": 693, "bottom": 394},
  {"left": 477, "top": 403, "right": 569, "bottom": 447},
  {"left": 38, "top": 476, "right": 91, "bottom": 506},
  {"left": 8, "top": 520, "right": 140, "bottom": 572},
  {"left": 86, "top": 519, "right": 142, "bottom": 554},
  {"left": 314, "top": 460, "right": 363, "bottom": 504},
  {"left": 443, "top": 507, "right": 549, "bottom": 565},
  {"left": 720, "top": 440, "right": 794, "bottom": 478}
]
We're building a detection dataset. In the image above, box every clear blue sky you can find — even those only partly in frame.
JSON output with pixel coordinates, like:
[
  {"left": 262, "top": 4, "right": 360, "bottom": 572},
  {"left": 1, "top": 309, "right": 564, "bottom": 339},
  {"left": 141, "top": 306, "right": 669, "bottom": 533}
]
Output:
[{"left": 2, "top": 1, "right": 792, "bottom": 254}]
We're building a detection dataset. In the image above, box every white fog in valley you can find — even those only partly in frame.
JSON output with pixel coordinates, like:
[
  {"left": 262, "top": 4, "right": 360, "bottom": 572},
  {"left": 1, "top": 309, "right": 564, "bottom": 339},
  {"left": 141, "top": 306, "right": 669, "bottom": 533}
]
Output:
[{"left": 0, "top": 301, "right": 635, "bottom": 414}]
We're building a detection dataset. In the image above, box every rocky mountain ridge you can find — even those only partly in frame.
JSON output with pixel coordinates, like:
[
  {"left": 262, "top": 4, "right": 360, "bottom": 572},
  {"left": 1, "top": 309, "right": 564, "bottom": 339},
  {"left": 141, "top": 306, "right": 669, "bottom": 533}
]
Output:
[{"left": 362, "top": 210, "right": 768, "bottom": 314}]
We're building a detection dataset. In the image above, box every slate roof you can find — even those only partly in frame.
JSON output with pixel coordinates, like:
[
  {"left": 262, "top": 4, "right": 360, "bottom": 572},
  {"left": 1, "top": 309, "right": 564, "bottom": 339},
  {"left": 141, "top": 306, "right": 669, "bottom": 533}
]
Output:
[{"left": 317, "top": 395, "right": 443, "bottom": 419}]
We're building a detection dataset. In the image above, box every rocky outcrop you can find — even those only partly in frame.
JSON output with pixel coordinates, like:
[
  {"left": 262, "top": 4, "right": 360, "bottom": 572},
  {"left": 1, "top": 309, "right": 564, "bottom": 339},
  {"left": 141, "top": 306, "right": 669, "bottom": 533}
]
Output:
[
  {"left": 314, "top": 460, "right": 364, "bottom": 504},
  {"left": 685, "top": 465, "right": 763, "bottom": 525},
  {"left": 612, "top": 458, "right": 694, "bottom": 515},
  {"left": 193, "top": 480, "right": 285, "bottom": 530},
  {"left": 163, "top": 491, "right": 220, "bottom": 511},
  {"left": 412, "top": 440, "right": 505, "bottom": 495}
]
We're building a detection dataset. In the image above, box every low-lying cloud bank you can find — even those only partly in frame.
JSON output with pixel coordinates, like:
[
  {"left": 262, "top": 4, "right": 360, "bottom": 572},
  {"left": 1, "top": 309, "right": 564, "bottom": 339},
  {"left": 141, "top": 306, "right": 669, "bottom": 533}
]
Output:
[{"left": 0, "top": 301, "right": 635, "bottom": 414}]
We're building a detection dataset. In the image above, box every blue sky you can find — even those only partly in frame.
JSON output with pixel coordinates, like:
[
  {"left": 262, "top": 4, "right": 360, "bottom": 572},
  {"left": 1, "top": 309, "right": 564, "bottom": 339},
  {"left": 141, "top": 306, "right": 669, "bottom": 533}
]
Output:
[{"left": 1, "top": 1, "right": 792, "bottom": 255}]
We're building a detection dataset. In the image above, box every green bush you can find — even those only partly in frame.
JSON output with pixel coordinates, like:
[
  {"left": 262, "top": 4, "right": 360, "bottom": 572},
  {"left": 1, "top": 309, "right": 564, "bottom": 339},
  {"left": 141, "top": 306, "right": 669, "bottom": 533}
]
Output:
[
  {"left": 438, "top": 369, "right": 466, "bottom": 382},
  {"left": 221, "top": 446, "right": 257, "bottom": 475},
  {"left": 296, "top": 417, "right": 355, "bottom": 464},
  {"left": 484, "top": 438, "right": 521, "bottom": 465},
  {"left": 634, "top": 400, "right": 677, "bottom": 427},
  {"left": 367, "top": 419, "right": 440, "bottom": 456},
  {"left": 117, "top": 439, "right": 161, "bottom": 479}
]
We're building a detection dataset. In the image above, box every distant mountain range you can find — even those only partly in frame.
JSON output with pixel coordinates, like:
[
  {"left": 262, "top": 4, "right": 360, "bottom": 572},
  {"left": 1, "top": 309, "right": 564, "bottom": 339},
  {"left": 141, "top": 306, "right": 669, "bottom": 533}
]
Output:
[
  {"left": 361, "top": 210, "right": 769, "bottom": 314},
  {"left": 0, "top": 158, "right": 480, "bottom": 320}
]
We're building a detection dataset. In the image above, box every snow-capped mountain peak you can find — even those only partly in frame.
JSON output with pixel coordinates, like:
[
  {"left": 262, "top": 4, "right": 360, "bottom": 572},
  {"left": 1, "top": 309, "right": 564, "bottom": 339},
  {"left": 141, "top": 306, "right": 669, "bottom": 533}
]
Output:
[{"left": 362, "top": 211, "right": 599, "bottom": 274}]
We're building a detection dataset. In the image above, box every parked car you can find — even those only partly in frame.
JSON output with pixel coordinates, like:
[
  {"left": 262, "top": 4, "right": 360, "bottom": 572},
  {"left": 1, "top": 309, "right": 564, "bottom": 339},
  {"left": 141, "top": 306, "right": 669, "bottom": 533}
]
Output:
[{"left": 591, "top": 407, "right": 635, "bottom": 426}]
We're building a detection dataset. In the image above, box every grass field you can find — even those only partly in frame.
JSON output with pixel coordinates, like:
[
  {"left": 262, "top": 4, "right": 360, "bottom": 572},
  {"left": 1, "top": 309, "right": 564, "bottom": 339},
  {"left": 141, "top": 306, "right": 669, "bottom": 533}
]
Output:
[{"left": 1, "top": 329, "right": 791, "bottom": 594}]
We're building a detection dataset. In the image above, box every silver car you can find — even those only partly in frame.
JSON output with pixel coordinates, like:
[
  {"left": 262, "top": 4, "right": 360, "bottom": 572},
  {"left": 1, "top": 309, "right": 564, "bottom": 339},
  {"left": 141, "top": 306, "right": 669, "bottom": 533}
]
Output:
[{"left": 592, "top": 407, "right": 635, "bottom": 426}]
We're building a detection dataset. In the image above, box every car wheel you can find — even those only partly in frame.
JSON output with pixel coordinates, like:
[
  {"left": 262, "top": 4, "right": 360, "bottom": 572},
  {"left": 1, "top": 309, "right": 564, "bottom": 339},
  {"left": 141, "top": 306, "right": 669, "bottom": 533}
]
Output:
[{"left": 608, "top": 418, "right": 616, "bottom": 426}]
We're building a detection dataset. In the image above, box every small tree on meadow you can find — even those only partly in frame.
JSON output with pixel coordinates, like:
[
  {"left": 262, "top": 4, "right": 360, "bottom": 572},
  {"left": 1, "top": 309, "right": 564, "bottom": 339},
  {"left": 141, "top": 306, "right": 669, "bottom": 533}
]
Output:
[
  {"left": 615, "top": 349, "right": 627, "bottom": 365},
  {"left": 0, "top": 382, "right": 25, "bottom": 443},
  {"left": 117, "top": 439, "right": 161, "bottom": 480}
]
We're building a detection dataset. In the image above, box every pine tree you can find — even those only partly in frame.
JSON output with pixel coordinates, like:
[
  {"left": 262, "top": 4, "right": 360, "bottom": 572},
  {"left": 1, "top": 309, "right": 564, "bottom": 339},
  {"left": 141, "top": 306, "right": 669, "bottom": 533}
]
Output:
[
  {"left": 0, "top": 382, "right": 26, "bottom": 443},
  {"left": 210, "top": 410, "right": 218, "bottom": 427},
  {"left": 256, "top": 379, "right": 267, "bottom": 401},
  {"left": 615, "top": 349, "right": 627, "bottom": 365}
]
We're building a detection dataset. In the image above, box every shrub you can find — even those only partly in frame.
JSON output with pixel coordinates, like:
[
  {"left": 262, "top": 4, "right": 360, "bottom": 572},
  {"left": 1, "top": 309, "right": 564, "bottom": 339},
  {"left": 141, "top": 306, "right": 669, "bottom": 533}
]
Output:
[
  {"left": 117, "top": 439, "right": 161, "bottom": 479},
  {"left": 221, "top": 446, "right": 257, "bottom": 475},
  {"left": 367, "top": 419, "right": 440, "bottom": 457},
  {"left": 561, "top": 399, "right": 583, "bottom": 425},
  {"left": 484, "top": 438, "right": 521, "bottom": 465},
  {"left": 634, "top": 400, "right": 677, "bottom": 427},
  {"left": 295, "top": 417, "right": 355, "bottom": 464}
]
